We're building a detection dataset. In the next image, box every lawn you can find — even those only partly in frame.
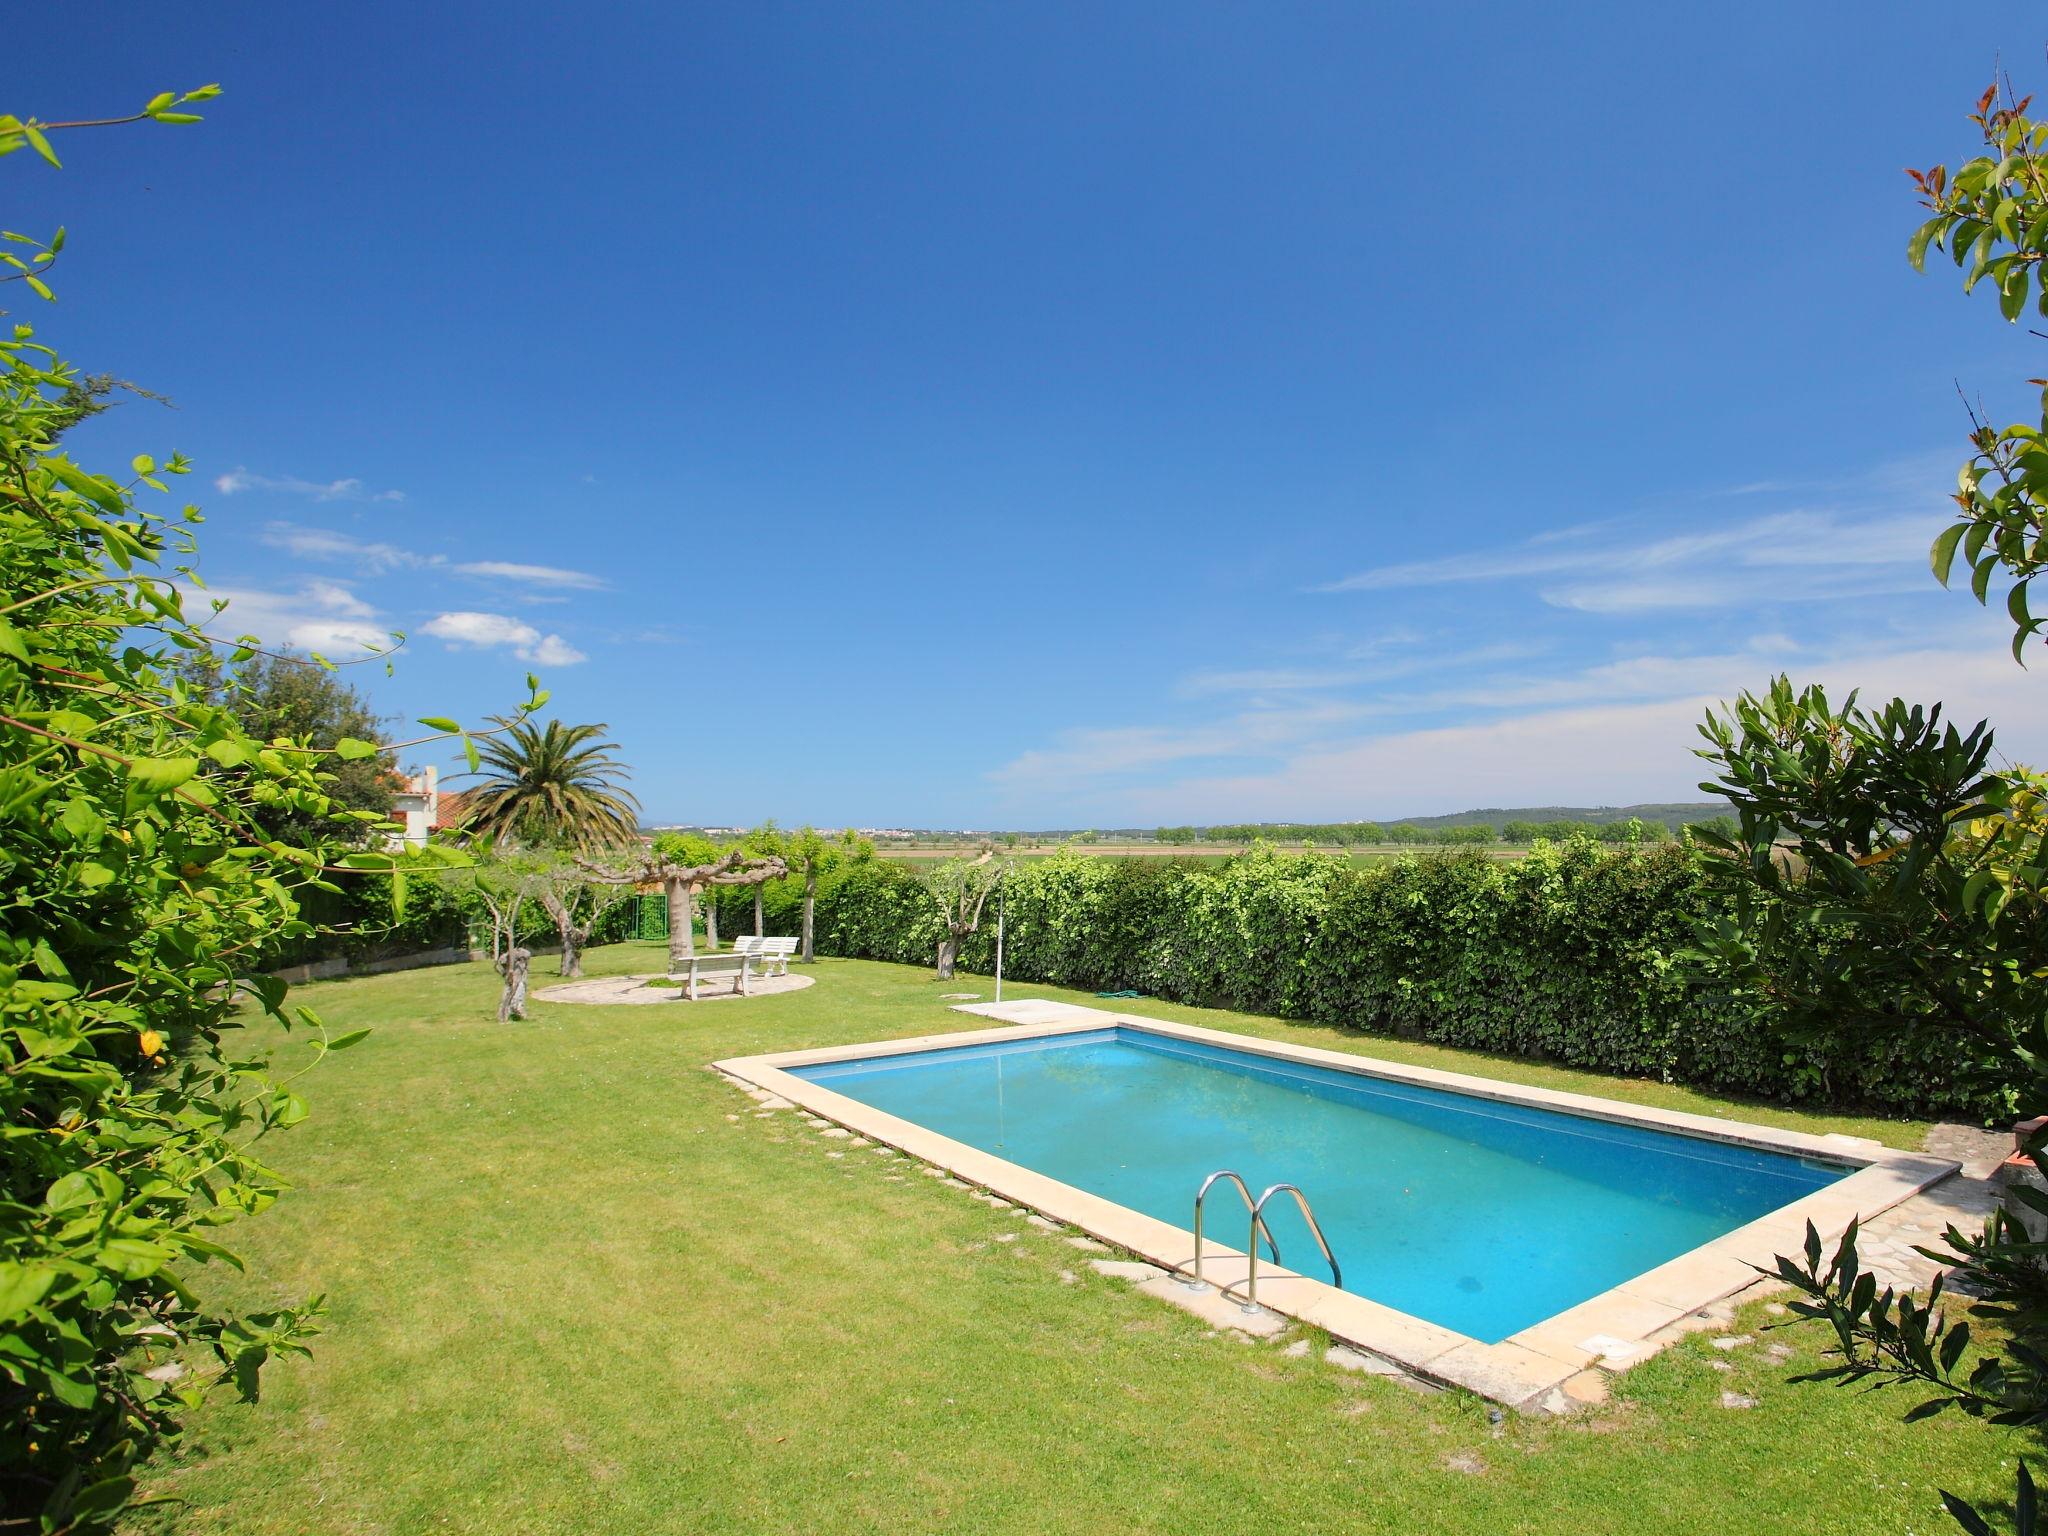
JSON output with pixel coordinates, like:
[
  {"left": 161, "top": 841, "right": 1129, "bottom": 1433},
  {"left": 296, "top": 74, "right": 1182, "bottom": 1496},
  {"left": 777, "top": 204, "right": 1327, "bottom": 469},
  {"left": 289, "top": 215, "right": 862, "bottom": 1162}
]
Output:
[{"left": 134, "top": 942, "right": 2027, "bottom": 1535}]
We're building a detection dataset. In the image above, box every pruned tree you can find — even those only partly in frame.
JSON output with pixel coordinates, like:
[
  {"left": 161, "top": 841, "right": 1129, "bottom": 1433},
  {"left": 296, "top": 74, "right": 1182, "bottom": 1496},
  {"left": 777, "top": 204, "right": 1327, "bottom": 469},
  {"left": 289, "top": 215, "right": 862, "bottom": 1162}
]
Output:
[
  {"left": 441, "top": 845, "right": 550, "bottom": 1019},
  {"left": 578, "top": 838, "right": 787, "bottom": 971},
  {"left": 530, "top": 851, "right": 636, "bottom": 977},
  {"left": 921, "top": 848, "right": 1004, "bottom": 980},
  {"left": 785, "top": 826, "right": 875, "bottom": 962},
  {"left": 741, "top": 821, "right": 786, "bottom": 937}
]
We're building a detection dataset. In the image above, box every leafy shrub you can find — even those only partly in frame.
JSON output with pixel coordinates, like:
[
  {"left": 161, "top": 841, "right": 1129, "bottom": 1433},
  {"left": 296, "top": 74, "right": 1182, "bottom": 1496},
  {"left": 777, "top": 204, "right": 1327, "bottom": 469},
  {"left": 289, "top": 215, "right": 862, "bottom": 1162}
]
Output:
[{"left": 0, "top": 94, "right": 531, "bottom": 1532}]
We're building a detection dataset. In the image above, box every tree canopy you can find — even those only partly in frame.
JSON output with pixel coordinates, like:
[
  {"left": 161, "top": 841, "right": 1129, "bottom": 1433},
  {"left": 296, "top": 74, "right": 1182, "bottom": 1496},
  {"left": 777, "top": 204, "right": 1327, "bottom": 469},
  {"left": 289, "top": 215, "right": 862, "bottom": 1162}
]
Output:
[{"left": 455, "top": 716, "right": 640, "bottom": 851}]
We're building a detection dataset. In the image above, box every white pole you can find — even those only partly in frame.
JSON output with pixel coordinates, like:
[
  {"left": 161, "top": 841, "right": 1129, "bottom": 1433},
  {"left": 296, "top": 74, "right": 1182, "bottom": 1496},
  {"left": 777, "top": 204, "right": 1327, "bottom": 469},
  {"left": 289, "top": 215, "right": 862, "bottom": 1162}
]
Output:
[{"left": 994, "top": 882, "right": 1005, "bottom": 1003}]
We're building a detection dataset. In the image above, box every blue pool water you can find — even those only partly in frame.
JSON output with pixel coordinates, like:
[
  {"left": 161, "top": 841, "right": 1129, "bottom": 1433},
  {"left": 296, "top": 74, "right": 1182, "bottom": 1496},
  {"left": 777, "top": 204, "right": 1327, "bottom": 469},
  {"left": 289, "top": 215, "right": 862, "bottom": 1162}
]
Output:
[{"left": 790, "top": 1027, "right": 1848, "bottom": 1342}]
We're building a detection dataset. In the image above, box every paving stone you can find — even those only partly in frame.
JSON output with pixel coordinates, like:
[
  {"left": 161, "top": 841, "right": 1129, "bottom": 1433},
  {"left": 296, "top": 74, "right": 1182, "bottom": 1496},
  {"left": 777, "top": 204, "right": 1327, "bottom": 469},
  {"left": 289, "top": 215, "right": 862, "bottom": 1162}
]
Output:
[
  {"left": 1444, "top": 1452, "right": 1486, "bottom": 1475},
  {"left": 1560, "top": 1370, "right": 1609, "bottom": 1406},
  {"left": 1281, "top": 1338, "right": 1312, "bottom": 1358},
  {"left": 1325, "top": 1345, "right": 1405, "bottom": 1377},
  {"left": 1130, "top": 1274, "right": 1287, "bottom": 1337},
  {"left": 1024, "top": 1213, "right": 1060, "bottom": 1231},
  {"left": 1708, "top": 1334, "right": 1752, "bottom": 1351},
  {"left": 1720, "top": 1390, "right": 1760, "bottom": 1409},
  {"left": 1090, "top": 1259, "right": 1168, "bottom": 1283},
  {"left": 994, "top": 1233, "right": 1018, "bottom": 1244},
  {"left": 818, "top": 1127, "right": 851, "bottom": 1140},
  {"left": 1057, "top": 1270, "right": 1078, "bottom": 1286},
  {"left": 758, "top": 1094, "right": 793, "bottom": 1110},
  {"left": 1065, "top": 1235, "right": 1109, "bottom": 1253}
]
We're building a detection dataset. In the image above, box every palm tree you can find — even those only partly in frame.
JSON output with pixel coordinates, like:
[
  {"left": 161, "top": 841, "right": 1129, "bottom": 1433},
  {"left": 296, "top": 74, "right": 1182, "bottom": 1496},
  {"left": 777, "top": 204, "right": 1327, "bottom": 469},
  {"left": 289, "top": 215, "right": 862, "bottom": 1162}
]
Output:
[{"left": 455, "top": 717, "right": 641, "bottom": 851}]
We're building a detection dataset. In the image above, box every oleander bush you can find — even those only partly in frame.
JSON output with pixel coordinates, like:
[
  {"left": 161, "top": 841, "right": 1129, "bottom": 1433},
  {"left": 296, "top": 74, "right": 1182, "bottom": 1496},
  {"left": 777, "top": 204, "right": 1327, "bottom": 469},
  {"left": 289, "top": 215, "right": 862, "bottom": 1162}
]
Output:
[{"left": 737, "top": 843, "right": 2003, "bottom": 1119}]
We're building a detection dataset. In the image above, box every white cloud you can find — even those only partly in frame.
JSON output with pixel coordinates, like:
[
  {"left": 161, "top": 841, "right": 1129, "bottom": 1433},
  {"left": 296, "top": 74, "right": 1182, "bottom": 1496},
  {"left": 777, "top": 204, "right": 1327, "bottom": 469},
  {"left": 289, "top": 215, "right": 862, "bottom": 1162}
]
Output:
[
  {"left": 526, "top": 633, "right": 588, "bottom": 665},
  {"left": 996, "top": 641, "right": 2048, "bottom": 822},
  {"left": 259, "top": 521, "right": 438, "bottom": 573},
  {"left": 186, "top": 581, "right": 392, "bottom": 656},
  {"left": 421, "top": 611, "right": 586, "bottom": 666},
  {"left": 214, "top": 467, "right": 404, "bottom": 503},
  {"left": 453, "top": 560, "right": 609, "bottom": 591},
  {"left": 1318, "top": 509, "right": 1935, "bottom": 612},
  {"left": 989, "top": 701, "right": 1368, "bottom": 789},
  {"left": 1179, "top": 641, "right": 1550, "bottom": 698}
]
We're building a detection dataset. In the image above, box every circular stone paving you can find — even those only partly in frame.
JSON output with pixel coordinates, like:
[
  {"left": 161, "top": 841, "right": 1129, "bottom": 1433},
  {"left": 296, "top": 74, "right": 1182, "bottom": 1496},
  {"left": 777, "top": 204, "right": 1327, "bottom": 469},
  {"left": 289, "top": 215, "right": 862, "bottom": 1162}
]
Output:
[{"left": 532, "top": 971, "right": 818, "bottom": 1006}]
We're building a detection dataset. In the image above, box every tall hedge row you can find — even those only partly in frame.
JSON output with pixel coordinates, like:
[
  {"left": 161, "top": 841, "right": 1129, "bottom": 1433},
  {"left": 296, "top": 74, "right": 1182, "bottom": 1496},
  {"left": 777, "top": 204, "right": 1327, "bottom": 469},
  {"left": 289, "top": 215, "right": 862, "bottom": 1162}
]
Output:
[{"left": 713, "top": 843, "right": 1997, "bottom": 1119}]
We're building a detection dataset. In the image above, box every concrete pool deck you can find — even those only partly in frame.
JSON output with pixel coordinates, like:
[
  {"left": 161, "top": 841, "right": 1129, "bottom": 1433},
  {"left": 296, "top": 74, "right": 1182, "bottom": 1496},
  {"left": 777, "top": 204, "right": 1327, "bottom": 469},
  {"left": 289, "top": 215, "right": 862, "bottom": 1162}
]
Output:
[{"left": 714, "top": 1000, "right": 1961, "bottom": 1410}]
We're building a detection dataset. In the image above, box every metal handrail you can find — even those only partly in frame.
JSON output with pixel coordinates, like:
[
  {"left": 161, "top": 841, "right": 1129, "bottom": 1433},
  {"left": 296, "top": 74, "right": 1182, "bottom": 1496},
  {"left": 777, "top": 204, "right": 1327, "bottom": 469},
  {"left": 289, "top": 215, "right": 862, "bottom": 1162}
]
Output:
[
  {"left": 1184, "top": 1169, "right": 1282, "bottom": 1292},
  {"left": 1242, "top": 1182, "right": 1341, "bottom": 1314}
]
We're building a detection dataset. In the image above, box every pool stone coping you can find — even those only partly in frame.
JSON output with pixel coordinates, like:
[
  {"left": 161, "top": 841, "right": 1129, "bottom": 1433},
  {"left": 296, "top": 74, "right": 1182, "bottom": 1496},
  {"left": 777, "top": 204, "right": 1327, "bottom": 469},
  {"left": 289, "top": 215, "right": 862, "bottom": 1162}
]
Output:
[{"left": 713, "top": 1000, "right": 1957, "bottom": 1410}]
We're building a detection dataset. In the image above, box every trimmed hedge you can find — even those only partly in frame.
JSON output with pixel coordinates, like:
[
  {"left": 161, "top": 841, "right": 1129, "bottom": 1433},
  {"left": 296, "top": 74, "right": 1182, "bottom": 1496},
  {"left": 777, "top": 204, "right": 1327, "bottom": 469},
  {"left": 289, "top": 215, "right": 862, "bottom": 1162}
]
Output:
[{"left": 713, "top": 843, "right": 2000, "bottom": 1120}]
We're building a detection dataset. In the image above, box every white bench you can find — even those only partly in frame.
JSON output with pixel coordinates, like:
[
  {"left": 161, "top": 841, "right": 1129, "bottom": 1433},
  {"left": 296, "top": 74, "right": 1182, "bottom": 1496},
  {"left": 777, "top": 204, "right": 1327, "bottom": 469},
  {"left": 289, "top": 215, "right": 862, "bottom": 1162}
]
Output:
[
  {"left": 732, "top": 935, "right": 798, "bottom": 977},
  {"left": 669, "top": 951, "right": 753, "bottom": 1001}
]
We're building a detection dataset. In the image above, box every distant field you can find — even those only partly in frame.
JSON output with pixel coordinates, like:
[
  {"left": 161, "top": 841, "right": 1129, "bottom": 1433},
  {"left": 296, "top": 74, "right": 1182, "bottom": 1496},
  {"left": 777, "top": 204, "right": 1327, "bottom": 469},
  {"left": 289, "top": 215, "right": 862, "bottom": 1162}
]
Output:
[{"left": 880, "top": 842, "right": 1531, "bottom": 862}]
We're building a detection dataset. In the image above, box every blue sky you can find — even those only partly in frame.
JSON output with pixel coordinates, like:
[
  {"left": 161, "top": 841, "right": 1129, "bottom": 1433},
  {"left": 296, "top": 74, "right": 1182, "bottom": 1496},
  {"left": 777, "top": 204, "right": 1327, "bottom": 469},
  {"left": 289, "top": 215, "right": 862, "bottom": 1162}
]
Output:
[{"left": 17, "top": 2, "right": 2048, "bottom": 827}]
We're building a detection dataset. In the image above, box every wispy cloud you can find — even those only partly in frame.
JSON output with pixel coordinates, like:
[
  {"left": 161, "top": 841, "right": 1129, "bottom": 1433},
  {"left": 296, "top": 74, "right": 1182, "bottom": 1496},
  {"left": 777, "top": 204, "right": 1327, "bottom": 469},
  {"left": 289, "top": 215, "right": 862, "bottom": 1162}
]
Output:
[
  {"left": 454, "top": 560, "right": 609, "bottom": 591},
  {"left": 1317, "top": 509, "right": 1933, "bottom": 611},
  {"left": 1111, "top": 645, "right": 2048, "bottom": 823},
  {"left": 185, "top": 580, "right": 393, "bottom": 656},
  {"left": 989, "top": 701, "right": 1367, "bottom": 789},
  {"left": 421, "top": 610, "right": 587, "bottom": 666},
  {"left": 214, "top": 468, "right": 405, "bottom": 503},
  {"left": 259, "top": 521, "right": 439, "bottom": 573},
  {"left": 992, "top": 631, "right": 2048, "bottom": 821},
  {"left": 1178, "top": 641, "right": 1548, "bottom": 698}
]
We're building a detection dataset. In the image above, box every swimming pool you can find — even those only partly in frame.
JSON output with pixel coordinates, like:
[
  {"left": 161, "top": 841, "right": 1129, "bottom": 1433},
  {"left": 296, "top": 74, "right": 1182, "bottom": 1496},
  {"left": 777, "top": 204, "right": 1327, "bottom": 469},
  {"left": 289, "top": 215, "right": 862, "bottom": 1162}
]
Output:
[
  {"left": 788, "top": 1025, "right": 1845, "bottom": 1342},
  {"left": 719, "top": 1002, "right": 1956, "bottom": 1406}
]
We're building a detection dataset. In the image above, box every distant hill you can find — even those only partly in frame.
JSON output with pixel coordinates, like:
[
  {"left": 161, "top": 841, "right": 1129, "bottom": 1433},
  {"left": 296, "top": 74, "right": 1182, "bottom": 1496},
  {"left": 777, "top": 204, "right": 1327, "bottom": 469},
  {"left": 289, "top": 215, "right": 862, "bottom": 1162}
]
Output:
[{"left": 1391, "top": 802, "right": 1730, "bottom": 833}]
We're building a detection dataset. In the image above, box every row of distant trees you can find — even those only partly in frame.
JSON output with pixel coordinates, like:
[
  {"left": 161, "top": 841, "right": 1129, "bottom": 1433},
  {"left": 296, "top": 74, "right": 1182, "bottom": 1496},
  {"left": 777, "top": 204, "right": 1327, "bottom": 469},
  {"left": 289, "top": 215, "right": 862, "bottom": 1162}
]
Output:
[{"left": 1150, "top": 816, "right": 1738, "bottom": 846}]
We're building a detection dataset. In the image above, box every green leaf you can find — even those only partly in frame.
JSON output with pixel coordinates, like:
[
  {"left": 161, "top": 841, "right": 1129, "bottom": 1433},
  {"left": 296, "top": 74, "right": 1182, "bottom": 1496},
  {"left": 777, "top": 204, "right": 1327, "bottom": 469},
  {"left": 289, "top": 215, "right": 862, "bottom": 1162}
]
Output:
[
  {"left": 325, "top": 1028, "right": 371, "bottom": 1052},
  {"left": 1932, "top": 522, "right": 1967, "bottom": 585},
  {"left": 22, "top": 123, "right": 60, "bottom": 169},
  {"left": 24, "top": 274, "right": 52, "bottom": 302},
  {"left": 417, "top": 716, "right": 461, "bottom": 733},
  {"left": 1908, "top": 216, "right": 1942, "bottom": 270},
  {"left": 65, "top": 1476, "right": 136, "bottom": 1523},
  {"left": 124, "top": 756, "right": 199, "bottom": 795},
  {"left": 334, "top": 736, "right": 380, "bottom": 761}
]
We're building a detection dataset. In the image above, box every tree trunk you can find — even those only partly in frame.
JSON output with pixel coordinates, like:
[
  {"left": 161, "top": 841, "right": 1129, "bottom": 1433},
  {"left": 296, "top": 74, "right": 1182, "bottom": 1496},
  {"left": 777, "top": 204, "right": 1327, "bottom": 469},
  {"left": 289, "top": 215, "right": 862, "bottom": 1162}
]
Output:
[
  {"left": 499, "top": 947, "right": 531, "bottom": 1021},
  {"left": 802, "top": 875, "right": 817, "bottom": 963},
  {"left": 559, "top": 925, "right": 586, "bottom": 978},
  {"left": 706, "top": 900, "right": 719, "bottom": 951},
  {"left": 754, "top": 884, "right": 764, "bottom": 938},
  {"left": 667, "top": 879, "right": 697, "bottom": 970},
  {"left": 936, "top": 934, "right": 958, "bottom": 980}
]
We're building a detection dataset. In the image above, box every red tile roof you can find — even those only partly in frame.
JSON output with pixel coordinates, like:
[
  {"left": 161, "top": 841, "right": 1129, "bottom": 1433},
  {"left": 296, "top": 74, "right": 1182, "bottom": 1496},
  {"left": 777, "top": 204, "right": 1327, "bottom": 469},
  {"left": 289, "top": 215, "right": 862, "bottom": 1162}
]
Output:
[{"left": 434, "top": 789, "right": 476, "bottom": 832}]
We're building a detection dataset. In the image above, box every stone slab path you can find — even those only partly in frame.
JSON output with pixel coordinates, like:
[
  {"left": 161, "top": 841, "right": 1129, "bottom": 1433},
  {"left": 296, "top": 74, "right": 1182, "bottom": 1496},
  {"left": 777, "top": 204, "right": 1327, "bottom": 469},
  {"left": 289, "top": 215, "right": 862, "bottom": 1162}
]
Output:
[{"left": 534, "top": 971, "right": 817, "bottom": 1005}]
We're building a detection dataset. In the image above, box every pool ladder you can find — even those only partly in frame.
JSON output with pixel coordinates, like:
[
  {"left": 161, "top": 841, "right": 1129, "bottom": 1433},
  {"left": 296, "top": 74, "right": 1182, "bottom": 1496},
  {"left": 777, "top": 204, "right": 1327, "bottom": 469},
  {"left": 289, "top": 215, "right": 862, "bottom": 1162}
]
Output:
[{"left": 1183, "top": 1170, "right": 1342, "bottom": 1314}]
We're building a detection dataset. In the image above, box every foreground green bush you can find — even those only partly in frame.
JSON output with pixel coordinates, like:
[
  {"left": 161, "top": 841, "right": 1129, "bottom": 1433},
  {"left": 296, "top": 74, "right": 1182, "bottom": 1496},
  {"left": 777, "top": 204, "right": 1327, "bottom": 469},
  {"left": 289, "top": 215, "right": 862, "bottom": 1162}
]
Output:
[
  {"left": 0, "top": 95, "right": 530, "bottom": 1532},
  {"left": 720, "top": 844, "right": 1999, "bottom": 1119}
]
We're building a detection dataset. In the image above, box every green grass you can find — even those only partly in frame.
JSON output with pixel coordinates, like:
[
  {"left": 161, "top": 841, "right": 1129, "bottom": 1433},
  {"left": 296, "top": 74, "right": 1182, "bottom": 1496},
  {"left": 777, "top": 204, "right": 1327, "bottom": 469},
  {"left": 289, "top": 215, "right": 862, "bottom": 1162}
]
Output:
[{"left": 134, "top": 943, "right": 2023, "bottom": 1534}]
